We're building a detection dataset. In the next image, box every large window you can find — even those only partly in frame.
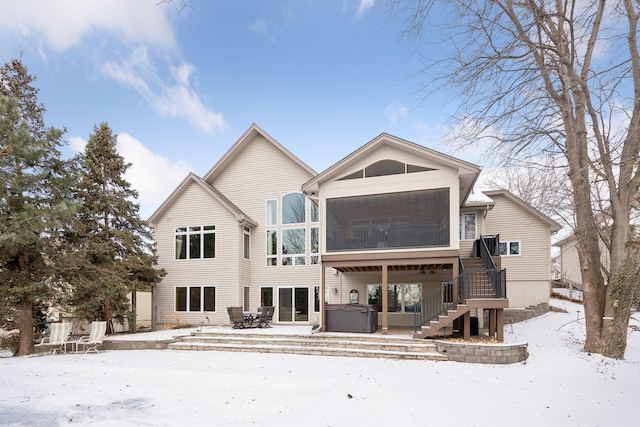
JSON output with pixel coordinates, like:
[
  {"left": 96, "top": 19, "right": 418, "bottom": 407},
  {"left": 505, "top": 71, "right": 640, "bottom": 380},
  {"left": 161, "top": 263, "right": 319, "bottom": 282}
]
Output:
[
  {"left": 175, "top": 226, "right": 216, "bottom": 259},
  {"left": 326, "top": 189, "right": 450, "bottom": 251},
  {"left": 282, "top": 193, "right": 306, "bottom": 224},
  {"left": 460, "top": 213, "right": 476, "bottom": 240},
  {"left": 267, "top": 193, "right": 317, "bottom": 266},
  {"left": 282, "top": 228, "right": 306, "bottom": 265},
  {"left": 367, "top": 284, "right": 422, "bottom": 313},
  {"left": 499, "top": 240, "right": 521, "bottom": 256},
  {"left": 175, "top": 286, "right": 216, "bottom": 312}
]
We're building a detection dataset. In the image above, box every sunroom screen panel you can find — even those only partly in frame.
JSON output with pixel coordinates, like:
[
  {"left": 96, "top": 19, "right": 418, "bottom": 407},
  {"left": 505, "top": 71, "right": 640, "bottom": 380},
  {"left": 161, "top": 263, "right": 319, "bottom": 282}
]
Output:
[{"left": 326, "top": 188, "right": 450, "bottom": 251}]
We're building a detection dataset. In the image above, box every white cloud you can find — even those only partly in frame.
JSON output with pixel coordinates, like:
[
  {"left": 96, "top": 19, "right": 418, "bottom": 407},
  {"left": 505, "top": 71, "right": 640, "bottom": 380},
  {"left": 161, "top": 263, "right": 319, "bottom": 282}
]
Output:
[
  {"left": 357, "top": 0, "right": 375, "bottom": 18},
  {"left": 250, "top": 19, "right": 269, "bottom": 37},
  {"left": 102, "top": 47, "right": 227, "bottom": 134},
  {"left": 116, "top": 133, "right": 191, "bottom": 218},
  {"left": 385, "top": 102, "right": 408, "bottom": 125},
  {"left": 67, "top": 132, "right": 191, "bottom": 219},
  {"left": 0, "top": 0, "right": 176, "bottom": 52},
  {"left": 69, "top": 136, "right": 87, "bottom": 153}
]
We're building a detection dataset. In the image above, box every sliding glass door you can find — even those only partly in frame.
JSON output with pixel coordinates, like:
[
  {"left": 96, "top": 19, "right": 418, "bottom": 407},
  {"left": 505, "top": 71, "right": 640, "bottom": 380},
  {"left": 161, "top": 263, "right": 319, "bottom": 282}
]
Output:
[{"left": 278, "top": 287, "right": 309, "bottom": 322}]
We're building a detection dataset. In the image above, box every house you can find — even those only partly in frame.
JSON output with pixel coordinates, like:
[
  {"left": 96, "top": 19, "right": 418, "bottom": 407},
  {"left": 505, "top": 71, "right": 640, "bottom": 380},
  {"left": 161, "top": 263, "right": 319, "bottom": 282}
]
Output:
[{"left": 149, "top": 124, "right": 560, "bottom": 340}]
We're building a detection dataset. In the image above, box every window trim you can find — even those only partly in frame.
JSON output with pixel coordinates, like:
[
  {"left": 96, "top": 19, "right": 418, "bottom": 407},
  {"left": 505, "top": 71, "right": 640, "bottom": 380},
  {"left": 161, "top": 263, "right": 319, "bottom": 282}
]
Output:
[
  {"left": 175, "top": 225, "right": 216, "bottom": 260},
  {"left": 175, "top": 285, "right": 216, "bottom": 312},
  {"left": 282, "top": 227, "right": 307, "bottom": 266},
  {"left": 243, "top": 226, "right": 250, "bottom": 260},
  {"left": 281, "top": 192, "right": 306, "bottom": 225},
  {"left": 499, "top": 240, "right": 521, "bottom": 256},
  {"left": 266, "top": 199, "right": 278, "bottom": 226},
  {"left": 459, "top": 212, "right": 477, "bottom": 241},
  {"left": 266, "top": 229, "right": 278, "bottom": 266}
]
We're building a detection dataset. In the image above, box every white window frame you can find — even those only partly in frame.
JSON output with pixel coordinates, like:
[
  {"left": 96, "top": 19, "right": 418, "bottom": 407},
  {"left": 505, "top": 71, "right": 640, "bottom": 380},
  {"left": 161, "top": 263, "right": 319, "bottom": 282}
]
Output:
[
  {"left": 282, "top": 227, "right": 306, "bottom": 266},
  {"left": 459, "top": 212, "right": 476, "bottom": 241},
  {"left": 266, "top": 199, "right": 278, "bottom": 226},
  {"left": 267, "top": 229, "right": 278, "bottom": 266},
  {"left": 281, "top": 192, "right": 306, "bottom": 225},
  {"left": 243, "top": 226, "right": 250, "bottom": 260},
  {"left": 310, "top": 226, "right": 319, "bottom": 265},
  {"left": 499, "top": 240, "right": 521, "bottom": 256},
  {"left": 175, "top": 225, "right": 216, "bottom": 260}
]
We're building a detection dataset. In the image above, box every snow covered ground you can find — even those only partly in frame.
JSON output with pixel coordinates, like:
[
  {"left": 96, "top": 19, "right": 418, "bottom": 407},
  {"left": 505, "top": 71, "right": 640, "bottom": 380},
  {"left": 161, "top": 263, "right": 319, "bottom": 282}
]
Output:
[{"left": 1, "top": 299, "right": 638, "bottom": 427}]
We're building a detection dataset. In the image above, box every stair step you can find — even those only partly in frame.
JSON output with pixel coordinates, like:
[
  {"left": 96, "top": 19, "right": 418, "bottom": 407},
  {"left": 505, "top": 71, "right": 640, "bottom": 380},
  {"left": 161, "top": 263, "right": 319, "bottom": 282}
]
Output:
[{"left": 166, "top": 332, "right": 448, "bottom": 361}]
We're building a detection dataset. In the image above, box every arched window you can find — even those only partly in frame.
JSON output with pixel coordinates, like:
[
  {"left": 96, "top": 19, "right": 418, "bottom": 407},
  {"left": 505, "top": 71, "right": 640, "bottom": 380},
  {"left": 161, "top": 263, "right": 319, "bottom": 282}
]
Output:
[{"left": 282, "top": 192, "right": 306, "bottom": 224}]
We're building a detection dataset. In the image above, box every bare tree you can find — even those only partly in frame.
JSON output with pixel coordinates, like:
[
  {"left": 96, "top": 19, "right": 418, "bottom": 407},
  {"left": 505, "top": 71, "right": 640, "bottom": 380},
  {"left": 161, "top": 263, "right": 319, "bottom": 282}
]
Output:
[
  {"left": 386, "top": 0, "right": 640, "bottom": 358},
  {"left": 483, "top": 158, "right": 575, "bottom": 229}
]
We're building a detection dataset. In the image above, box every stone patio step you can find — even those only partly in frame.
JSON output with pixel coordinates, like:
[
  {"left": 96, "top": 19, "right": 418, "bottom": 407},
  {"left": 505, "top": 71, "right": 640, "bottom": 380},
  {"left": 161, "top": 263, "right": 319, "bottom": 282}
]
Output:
[{"left": 167, "top": 332, "right": 448, "bottom": 361}]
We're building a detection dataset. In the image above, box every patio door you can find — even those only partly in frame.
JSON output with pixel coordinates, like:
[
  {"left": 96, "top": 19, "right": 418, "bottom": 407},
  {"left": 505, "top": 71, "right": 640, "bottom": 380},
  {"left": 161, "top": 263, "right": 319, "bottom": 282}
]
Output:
[{"left": 278, "top": 287, "right": 309, "bottom": 322}]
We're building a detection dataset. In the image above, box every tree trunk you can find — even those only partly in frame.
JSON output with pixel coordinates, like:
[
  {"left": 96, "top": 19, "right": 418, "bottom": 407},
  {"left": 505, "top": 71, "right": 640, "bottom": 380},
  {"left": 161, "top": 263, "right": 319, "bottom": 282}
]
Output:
[{"left": 16, "top": 300, "right": 34, "bottom": 356}]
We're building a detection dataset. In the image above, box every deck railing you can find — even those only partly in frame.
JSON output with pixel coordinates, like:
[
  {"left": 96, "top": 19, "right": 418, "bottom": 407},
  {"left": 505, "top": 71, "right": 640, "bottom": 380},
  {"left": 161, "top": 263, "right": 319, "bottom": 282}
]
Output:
[{"left": 413, "top": 268, "right": 506, "bottom": 332}]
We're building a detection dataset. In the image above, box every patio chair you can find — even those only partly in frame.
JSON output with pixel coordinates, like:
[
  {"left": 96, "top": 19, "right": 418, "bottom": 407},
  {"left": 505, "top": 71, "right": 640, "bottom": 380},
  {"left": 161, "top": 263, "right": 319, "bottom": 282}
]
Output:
[
  {"left": 35, "top": 322, "right": 72, "bottom": 354},
  {"left": 73, "top": 321, "right": 107, "bottom": 353},
  {"left": 256, "top": 306, "right": 274, "bottom": 328},
  {"left": 227, "top": 306, "right": 253, "bottom": 329}
]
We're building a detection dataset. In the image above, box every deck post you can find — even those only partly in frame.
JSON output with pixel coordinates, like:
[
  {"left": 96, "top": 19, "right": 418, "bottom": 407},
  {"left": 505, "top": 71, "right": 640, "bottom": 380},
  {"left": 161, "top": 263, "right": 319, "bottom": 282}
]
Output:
[
  {"left": 496, "top": 308, "right": 504, "bottom": 342},
  {"left": 463, "top": 311, "right": 470, "bottom": 340},
  {"left": 319, "top": 266, "right": 326, "bottom": 332},
  {"left": 488, "top": 309, "right": 497, "bottom": 339},
  {"left": 381, "top": 264, "right": 388, "bottom": 335}
]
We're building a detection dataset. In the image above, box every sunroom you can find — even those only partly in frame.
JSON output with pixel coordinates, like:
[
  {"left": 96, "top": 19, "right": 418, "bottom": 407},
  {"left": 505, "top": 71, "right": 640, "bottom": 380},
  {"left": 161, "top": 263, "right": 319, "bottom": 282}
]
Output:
[{"left": 302, "top": 133, "right": 482, "bottom": 334}]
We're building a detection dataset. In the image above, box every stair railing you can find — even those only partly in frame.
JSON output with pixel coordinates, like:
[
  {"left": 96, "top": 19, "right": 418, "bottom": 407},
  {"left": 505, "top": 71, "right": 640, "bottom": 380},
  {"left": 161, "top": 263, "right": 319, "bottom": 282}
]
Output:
[
  {"left": 413, "top": 280, "right": 459, "bottom": 333},
  {"left": 478, "top": 236, "right": 507, "bottom": 298}
]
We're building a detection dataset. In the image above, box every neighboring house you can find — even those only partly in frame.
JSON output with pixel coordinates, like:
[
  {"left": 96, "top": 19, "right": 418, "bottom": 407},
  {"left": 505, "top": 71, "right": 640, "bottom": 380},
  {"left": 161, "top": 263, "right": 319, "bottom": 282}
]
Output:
[
  {"left": 149, "top": 124, "right": 560, "bottom": 340},
  {"left": 552, "top": 234, "right": 610, "bottom": 291}
]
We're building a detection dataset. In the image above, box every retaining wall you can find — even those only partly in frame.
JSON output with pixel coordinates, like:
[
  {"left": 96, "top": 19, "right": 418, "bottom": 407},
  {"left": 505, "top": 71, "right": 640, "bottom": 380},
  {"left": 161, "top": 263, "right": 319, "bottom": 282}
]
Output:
[{"left": 435, "top": 340, "right": 528, "bottom": 364}]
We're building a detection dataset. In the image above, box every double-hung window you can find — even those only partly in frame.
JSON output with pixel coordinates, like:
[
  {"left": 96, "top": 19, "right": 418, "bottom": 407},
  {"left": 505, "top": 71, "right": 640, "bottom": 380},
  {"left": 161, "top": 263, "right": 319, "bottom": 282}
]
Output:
[
  {"left": 175, "top": 226, "right": 216, "bottom": 259},
  {"left": 175, "top": 286, "right": 216, "bottom": 312}
]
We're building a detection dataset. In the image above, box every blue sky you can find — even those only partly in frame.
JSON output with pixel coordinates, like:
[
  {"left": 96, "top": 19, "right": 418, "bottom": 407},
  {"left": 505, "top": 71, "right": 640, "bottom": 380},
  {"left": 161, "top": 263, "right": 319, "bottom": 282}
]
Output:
[{"left": 0, "top": 0, "right": 490, "bottom": 218}]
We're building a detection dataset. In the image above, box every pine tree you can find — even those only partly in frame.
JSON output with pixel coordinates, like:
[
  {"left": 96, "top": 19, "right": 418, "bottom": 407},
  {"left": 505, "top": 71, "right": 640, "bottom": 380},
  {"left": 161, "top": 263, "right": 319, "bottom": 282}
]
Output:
[
  {"left": 0, "top": 59, "right": 73, "bottom": 356},
  {"left": 68, "top": 122, "right": 163, "bottom": 332}
]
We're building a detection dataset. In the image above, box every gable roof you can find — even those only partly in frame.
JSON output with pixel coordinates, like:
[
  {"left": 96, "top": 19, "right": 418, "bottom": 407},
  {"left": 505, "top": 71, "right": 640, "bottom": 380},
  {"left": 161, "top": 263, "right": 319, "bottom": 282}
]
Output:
[
  {"left": 302, "top": 132, "right": 481, "bottom": 205},
  {"left": 148, "top": 172, "right": 257, "bottom": 227},
  {"left": 203, "top": 123, "right": 316, "bottom": 182},
  {"left": 482, "top": 189, "right": 562, "bottom": 232}
]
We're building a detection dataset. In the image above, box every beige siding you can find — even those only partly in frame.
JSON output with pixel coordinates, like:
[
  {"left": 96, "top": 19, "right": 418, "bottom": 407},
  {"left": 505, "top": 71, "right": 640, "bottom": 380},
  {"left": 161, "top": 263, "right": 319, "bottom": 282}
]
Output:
[
  {"left": 152, "top": 181, "right": 243, "bottom": 328},
  {"left": 558, "top": 238, "right": 582, "bottom": 285},
  {"left": 210, "top": 134, "right": 321, "bottom": 322},
  {"left": 484, "top": 193, "right": 554, "bottom": 307}
]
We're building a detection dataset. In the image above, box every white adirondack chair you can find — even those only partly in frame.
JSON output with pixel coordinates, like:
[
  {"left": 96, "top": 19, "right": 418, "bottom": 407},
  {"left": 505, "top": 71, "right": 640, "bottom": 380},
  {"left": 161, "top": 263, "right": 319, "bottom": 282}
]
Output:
[
  {"left": 74, "top": 321, "right": 107, "bottom": 353},
  {"left": 35, "top": 322, "right": 73, "bottom": 354}
]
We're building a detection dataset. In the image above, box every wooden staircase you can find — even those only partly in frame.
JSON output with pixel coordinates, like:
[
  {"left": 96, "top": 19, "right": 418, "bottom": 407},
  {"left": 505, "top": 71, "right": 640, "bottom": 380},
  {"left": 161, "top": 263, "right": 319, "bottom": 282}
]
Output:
[
  {"left": 460, "top": 257, "right": 498, "bottom": 298},
  {"left": 413, "top": 303, "right": 469, "bottom": 338},
  {"left": 167, "top": 331, "right": 448, "bottom": 361},
  {"left": 413, "top": 257, "right": 508, "bottom": 339}
]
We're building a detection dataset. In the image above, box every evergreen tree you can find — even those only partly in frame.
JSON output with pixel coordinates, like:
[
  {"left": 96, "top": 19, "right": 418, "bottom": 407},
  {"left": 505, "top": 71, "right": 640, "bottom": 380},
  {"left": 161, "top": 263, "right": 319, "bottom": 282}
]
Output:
[
  {"left": 0, "top": 59, "right": 73, "bottom": 356},
  {"left": 68, "top": 122, "right": 163, "bottom": 332}
]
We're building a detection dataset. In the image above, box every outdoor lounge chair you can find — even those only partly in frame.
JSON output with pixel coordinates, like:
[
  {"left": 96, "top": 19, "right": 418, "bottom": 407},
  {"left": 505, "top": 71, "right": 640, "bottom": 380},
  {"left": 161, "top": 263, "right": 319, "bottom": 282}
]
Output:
[
  {"left": 35, "top": 322, "right": 72, "bottom": 354},
  {"left": 73, "top": 321, "right": 107, "bottom": 353},
  {"left": 227, "top": 306, "right": 253, "bottom": 329},
  {"left": 256, "top": 306, "right": 274, "bottom": 328}
]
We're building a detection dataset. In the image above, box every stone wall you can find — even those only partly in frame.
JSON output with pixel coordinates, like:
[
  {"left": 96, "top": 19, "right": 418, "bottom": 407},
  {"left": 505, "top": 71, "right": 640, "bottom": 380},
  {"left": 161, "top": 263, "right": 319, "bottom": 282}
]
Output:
[
  {"left": 434, "top": 340, "right": 528, "bottom": 364},
  {"left": 504, "top": 302, "right": 549, "bottom": 324}
]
